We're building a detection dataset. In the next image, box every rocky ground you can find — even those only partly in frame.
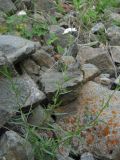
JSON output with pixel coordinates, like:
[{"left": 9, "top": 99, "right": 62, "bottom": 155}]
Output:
[{"left": 0, "top": 0, "right": 120, "bottom": 160}]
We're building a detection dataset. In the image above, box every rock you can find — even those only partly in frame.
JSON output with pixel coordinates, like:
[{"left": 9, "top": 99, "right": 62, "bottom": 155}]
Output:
[
  {"left": 77, "top": 81, "right": 120, "bottom": 160},
  {"left": 0, "top": 35, "right": 40, "bottom": 63},
  {"left": 0, "top": 74, "right": 45, "bottom": 127},
  {"left": 0, "top": 0, "right": 16, "bottom": 14},
  {"left": 28, "top": 105, "right": 52, "bottom": 126},
  {"left": 57, "top": 81, "right": 120, "bottom": 159},
  {"left": 0, "top": 130, "right": 34, "bottom": 160},
  {"left": 41, "top": 45, "right": 55, "bottom": 56},
  {"left": 35, "top": 0, "right": 56, "bottom": 14},
  {"left": 32, "top": 49, "right": 55, "bottom": 68},
  {"left": 40, "top": 69, "right": 83, "bottom": 104},
  {"left": 21, "top": 58, "right": 41, "bottom": 82},
  {"left": 107, "top": 26, "right": 120, "bottom": 46},
  {"left": 110, "top": 12, "right": 120, "bottom": 22},
  {"left": 77, "top": 46, "right": 114, "bottom": 74},
  {"left": 111, "top": 75, "right": 120, "bottom": 89},
  {"left": 57, "top": 154, "right": 74, "bottom": 160},
  {"left": 81, "top": 152, "right": 95, "bottom": 160},
  {"left": 82, "top": 63, "right": 100, "bottom": 82},
  {"left": 60, "top": 55, "right": 76, "bottom": 65},
  {"left": 46, "top": 25, "right": 75, "bottom": 54},
  {"left": 91, "top": 22, "right": 105, "bottom": 34},
  {"left": 94, "top": 73, "right": 112, "bottom": 86},
  {"left": 110, "top": 46, "right": 120, "bottom": 64},
  {"left": 67, "top": 42, "right": 78, "bottom": 57},
  {"left": 0, "top": 11, "right": 6, "bottom": 25}
]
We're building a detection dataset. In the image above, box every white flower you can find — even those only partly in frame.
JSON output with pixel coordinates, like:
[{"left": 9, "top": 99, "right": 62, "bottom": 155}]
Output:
[
  {"left": 17, "top": 10, "right": 27, "bottom": 16},
  {"left": 92, "top": 5, "right": 96, "bottom": 10},
  {"left": 63, "top": 28, "right": 77, "bottom": 34}
]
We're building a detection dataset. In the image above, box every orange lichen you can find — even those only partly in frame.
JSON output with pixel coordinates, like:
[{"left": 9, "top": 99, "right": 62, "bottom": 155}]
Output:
[
  {"left": 103, "top": 126, "right": 110, "bottom": 137},
  {"left": 86, "top": 133, "right": 94, "bottom": 144}
]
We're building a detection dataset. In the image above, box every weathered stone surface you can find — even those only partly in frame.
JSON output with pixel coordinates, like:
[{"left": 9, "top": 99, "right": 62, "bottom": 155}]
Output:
[
  {"left": 91, "top": 22, "right": 105, "bottom": 34},
  {"left": 77, "top": 81, "right": 120, "bottom": 160},
  {"left": 110, "top": 12, "right": 120, "bottom": 23},
  {"left": 82, "top": 63, "right": 100, "bottom": 82},
  {"left": 56, "top": 81, "right": 120, "bottom": 159},
  {"left": 81, "top": 152, "right": 95, "bottom": 160},
  {"left": 32, "top": 49, "right": 55, "bottom": 68},
  {"left": 0, "top": 130, "right": 34, "bottom": 160},
  {"left": 0, "top": 35, "right": 39, "bottom": 63},
  {"left": 107, "top": 26, "right": 120, "bottom": 46},
  {"left": 35, "top": 0, "right": 56, "bottom": 14},
  {"left": 60, "top": 56, "right": 76, "bottom": 66},
  {"left": 94, "top": 73, "right": 111, "bottom": 86},
  {"left": 77, "top": 46, "right": 114, "bottom": 73},
  {"left": 28, "top": 105, "right": 52, "bottom": 126},
  {"left": 0, "top": 0, "right": 16, "bottom": 14},
  {"left": 46, "top": 25, "right": 75, "bottom": 54},
  {"left": 111, "top": 46, "right": 120, "bottom": 63},
  {"left": 21, "top": 58, "right": 41, "bottom": 82},
  {"left": 57, "top": 154, "right": 74, "bottom": 160},
  {"left": 0, "top": 74, "right": 45, "bottom": 127},
  {"left": 40, "top": 69, "right": 83, "bottom": 104}
]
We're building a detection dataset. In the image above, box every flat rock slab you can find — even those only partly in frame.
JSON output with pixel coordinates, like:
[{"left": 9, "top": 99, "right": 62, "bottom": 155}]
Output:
[
  {"left": 0, "top": 131, "right": 34, "bottom": 160},
  {"left": 58, "top": 81, "right": 120, "bottom": 160},
  {"left": 0, "top": 0, "right": 16, "bottom": 14},
  {"left": 40, "top": 70, "right": 83, "bottom": 104},
  {"left": 0, "top": 35, "right": 39, "bottom": 63},
  {"left": 77, "top": 46, "right": 114, "bottom": 74},
  {"left": 0, "top": 74, "right": 45, "bottom": 127}
]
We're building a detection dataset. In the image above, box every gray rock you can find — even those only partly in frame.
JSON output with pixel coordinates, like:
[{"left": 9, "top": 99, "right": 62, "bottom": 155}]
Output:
[
  {"left": 32, "top": 49, "right": 55, "bottom": 68},
  {"left": 91, "top": 22, "right": 105, "bottom": 34},
  {"left": 40, "top": 69, "right": 83, "bottom": 104},
  {"left": 0, "top": 130, "right": 34, "bottom": 160},
  {"left": 81, "top": 152, "right": 95, "bottom": 160},
  {"left": 82, "top": 63, "right": 100, "bottom": 82},
  {"left": 110, "top": 12, "right": 120, "bottom": 22},
  {"left": 46, "top": 25, "right": 75, "bottom": 55},
  {"left": 0, "top": 74, "right": 45, "bottom": 127},
  {"left": 28, "top": 105, "right": 52, "bottom": 126},
  {"left": 77, "top": 46, "right": 114, "bottom": 74},
  {"left": 77, "top": 81, "right": 120, "bottom": 160},
  {"left": 0, "top": 35, "right": 40, "bottom": 63},
  {"left": 107, "top": 26, "right": 120, "bottom": 46},
  {"left": 0, "top": 0, "right": 16, "bottom": 14},
  {"left": 94, "top": 73, "right": 111, "bottom": 86},
  {"left": 57, "top": 81, "right": 120, "bottom": 160},
  {"left": 57, "top": 154, "right": 74, "bottom": 160},
  {"left": 110, "top": 46, "right": 120, "bottom": 63},
  {"left": 21, "top": 58, "right": 41, "bottom": 82},
  {"left": 35, "top": 0, "right": 56, "bottom": 14}
]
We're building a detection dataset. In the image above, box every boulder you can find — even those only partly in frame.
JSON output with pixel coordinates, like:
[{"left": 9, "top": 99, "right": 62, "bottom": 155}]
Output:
[
  {"left": 0, "top": 35, "right": 40, "bottom": 63},
  {"left": 77, "top": 46, "right": 114, "bottom": 74},
  {"left": 77, "top": 81, "right": 120, "bottom": 160},
  {"left": 21, "top": 58, "right": 41, "bottom": 82},
  {"left": 110, "top": 46, "right": 120, "bottom": 64},
  {"left": 35, "top": 0, "right": 56, "bottom": 14},
  {"left": 0, "top": 0, "right": 16, "bottom": 14},
  {"left": 0, "top": 74, "right": 45, "bottom": 127},
  {"left": 32, "top": 49, "right": 55, "bottom": 68},
  {"left": 28, "top": 105, "right": 53, "bottom": 126},
  {"left": 40, "top": 69, "right": 83, "bottom": 104},
  {"left": 91, "top": 22, "right": 105, "bottom": 34},
  {"left": 107, "top": 26, "right": 120, "bottom": 46},
  {"left": 45, "top": 25, "right": 75, "bottom": 55},
  {"left": 81, "top": 152, "right": 95, "bottom": 160},
  {"left": 57, "top": 81, "right": 120, "bottom": 159},
  {"left": 82, "top": 63, "right": 100, "bottom": 82},
  {"left": 0, "top": 130, "right": 34, "bottom": 160}
]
